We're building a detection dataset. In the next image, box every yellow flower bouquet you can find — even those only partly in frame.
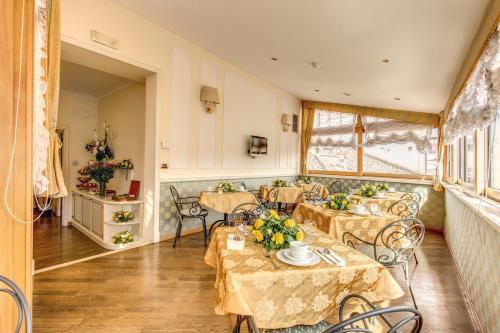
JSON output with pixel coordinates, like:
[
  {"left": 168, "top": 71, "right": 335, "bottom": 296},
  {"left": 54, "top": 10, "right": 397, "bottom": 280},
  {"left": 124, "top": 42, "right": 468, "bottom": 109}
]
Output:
[
  {"left": 248, "top": 209, "right": 303, "bottom": 251},
  {"left": 323, "top": 193, "right": 353, "bottom": 211},
  {"left": 272, "top": 178, "right": 289, "bottom": 187},
  {"left": 359, "top": 183, "right": 379, "bottom": 197},
  {"left": 112, "top": 210, "right": 135, "bottom": 223}
]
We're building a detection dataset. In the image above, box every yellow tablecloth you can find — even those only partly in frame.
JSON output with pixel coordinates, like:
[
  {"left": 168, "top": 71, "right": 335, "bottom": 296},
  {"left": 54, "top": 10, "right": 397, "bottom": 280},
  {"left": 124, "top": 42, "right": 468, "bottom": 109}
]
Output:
[
  {"left": 294, "top": 183, "right": 329, "bottom": 198},
  {"left": 199, "top": 191, "right": 259, "bottom": 214},
  {"left": 259, "top": 185, "right": 303, "bottom": 204},
  {"left": 350, "top": 192, "right": 404, "bottom": 212},
  {"left": 292, "top": 203, "right": 398, "bottom": 244},
  {"left": 204, "top": 227, "right": 404, "bottom": 329}
]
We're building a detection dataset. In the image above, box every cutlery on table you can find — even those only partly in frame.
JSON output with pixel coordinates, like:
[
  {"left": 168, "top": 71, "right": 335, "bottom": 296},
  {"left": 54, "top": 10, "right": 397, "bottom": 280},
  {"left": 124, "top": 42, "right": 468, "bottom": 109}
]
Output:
[
  {"left": 321, "top": 248, "right": 345, "bottom": 266},
  {"left": 314, "top": 249, "right": 336, "bottom": 265}
]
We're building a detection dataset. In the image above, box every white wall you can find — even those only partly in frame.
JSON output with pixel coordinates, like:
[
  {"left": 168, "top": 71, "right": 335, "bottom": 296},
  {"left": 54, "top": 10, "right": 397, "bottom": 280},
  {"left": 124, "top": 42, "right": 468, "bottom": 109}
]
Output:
[
  {"left": 98, "top": 83, "right": 146, "bottom": 195},
  {"left": 57, "top": 91, "right": 99, "bottom": 222},
  {"left": 60, "top": 0, "right": 301, "bottom": 183}
]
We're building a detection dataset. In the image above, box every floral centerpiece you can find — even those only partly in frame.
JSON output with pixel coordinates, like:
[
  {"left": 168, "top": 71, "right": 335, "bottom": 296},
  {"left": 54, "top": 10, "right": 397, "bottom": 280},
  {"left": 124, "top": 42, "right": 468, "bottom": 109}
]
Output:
[
  {"left": 248, "top": 209, "right": 303, "bottom": 251},
  {"left": 119, "top": 159, "right": 134, "bottom": 169},
  {"left": 272, "top": 178, "right": 289, "bottom": 187},
  {"left": 112, "top": 210, "right": 135, "bottom": 223},
  {"left": 86, "top": 123, "right": 114, "bottom": 162},
  {"left": 359, "top": 183, "right": 379, "bottom": 197},
  {"left": 216, "top": 180, "right": 236, "bottom": 193},
  {"left": 89, "top": 160, "right": 119, "bottom": 197},
  {"left": 300, "top": 175, "right": 313, "bottom": 184},
  {"left": 375, "top": 182, "right": 389, "bottom": 191},
  {"left": 112, "top": 230, "right": 134, "bottom": 245},
  {"left": 322, "top": 193, "right": 353, "bottom": 211}
]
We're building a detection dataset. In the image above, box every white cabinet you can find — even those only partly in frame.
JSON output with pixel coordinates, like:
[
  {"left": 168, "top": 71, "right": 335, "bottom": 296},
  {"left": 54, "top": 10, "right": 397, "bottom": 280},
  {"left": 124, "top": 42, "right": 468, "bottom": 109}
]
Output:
[
  {"left": 91, "top": 201, "right": 103, "bottom": 237},
  {"left": 73, "top": 194, "right": 83, "bottom": 223},
  {"left": 71, "top": 190, "right": 143, "bottom": 250}
]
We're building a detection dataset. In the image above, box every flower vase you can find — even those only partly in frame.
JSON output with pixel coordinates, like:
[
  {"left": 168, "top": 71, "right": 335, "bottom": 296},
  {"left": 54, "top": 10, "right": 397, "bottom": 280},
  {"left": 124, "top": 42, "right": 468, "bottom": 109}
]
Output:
[{"left": 99, "top": 182, "right": 107, "bottom": 197}]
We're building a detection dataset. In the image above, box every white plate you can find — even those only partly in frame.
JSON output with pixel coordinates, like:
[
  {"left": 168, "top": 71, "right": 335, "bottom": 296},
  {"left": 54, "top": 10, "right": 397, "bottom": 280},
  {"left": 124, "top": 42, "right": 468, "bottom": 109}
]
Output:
[
  {"left": 387, "top": 189, "right": 396, "bottom": 193},
  {"left": 348, "top": 210, "right": 370, "bottom": 216},
  {"left": 276, "top": 249, "right": 321, "bottom": 266},
  {"left": 373, "top": 195, "right": 386, "bottom": 199},
  {"left": 282, "top": 249, "right": 314, "bottom": 262}
]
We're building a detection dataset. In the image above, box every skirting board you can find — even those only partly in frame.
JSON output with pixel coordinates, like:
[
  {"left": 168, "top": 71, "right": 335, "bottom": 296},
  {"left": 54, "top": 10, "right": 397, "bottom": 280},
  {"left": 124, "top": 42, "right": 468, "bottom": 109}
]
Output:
[{"left": 443, "top": 233, "right": 484, "bottom": 333}]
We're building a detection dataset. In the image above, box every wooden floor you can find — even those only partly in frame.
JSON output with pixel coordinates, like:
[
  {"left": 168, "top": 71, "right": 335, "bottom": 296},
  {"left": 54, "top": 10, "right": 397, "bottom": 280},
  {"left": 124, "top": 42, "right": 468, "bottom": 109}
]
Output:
[
  {"left": 33, "top": 231, "right": 478, "bottom": 333},
  {"left": 33, "top": 214, "right": 110, "bottom": 270}
]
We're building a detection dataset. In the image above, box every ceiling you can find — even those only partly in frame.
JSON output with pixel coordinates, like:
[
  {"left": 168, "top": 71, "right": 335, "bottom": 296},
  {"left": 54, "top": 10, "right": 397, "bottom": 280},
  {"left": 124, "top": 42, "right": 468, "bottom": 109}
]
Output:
[
  {"left": 112, "top": 0, "right": 490, "bottom": 113},
  {"left": 60, "top": 60, "right": 137, "bottom": 98}
]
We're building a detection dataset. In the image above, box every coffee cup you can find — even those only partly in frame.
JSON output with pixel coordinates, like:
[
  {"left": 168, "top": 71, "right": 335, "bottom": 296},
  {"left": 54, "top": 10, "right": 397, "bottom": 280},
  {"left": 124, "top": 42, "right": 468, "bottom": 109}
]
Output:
[
  {"left": 387, "top": 187, "right": 396, "bottom": 193},
  {"left": 352, "top": 205, "right": 366, "bottom": 213},
  {"left": 289, "top": 241, "right": 313, "bottom": 259}
]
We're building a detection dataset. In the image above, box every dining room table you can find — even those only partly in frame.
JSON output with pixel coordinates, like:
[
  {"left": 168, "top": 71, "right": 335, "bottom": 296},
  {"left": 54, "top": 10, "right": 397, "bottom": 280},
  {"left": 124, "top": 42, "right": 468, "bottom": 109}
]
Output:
[
  {"left": 292, "top": 203, "right": 399, "bottom": 244},
  {"left": 350, "top": 191, "right": 405, "bottom": 212},
  {"left": 259, "top": 185, "right": 304, "bottom": 204},
  {"left": 204, "top": 226, "right": 404, "bottom": 329}
]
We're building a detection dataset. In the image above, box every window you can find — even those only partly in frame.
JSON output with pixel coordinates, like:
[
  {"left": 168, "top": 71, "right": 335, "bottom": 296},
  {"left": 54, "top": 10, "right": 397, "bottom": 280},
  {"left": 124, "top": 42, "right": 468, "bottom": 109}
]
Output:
[
  {"left": 446, "top": 144, "right": 453, "bottom": 182},
  {"left": 487, "top": 115, "right": 500, "bottom": 190},
  {"left": 458, "top": 133, "right": 475, "bottom": 184},
  {"left": 306, "top": 110, "right": 357, "bottom": 172}
]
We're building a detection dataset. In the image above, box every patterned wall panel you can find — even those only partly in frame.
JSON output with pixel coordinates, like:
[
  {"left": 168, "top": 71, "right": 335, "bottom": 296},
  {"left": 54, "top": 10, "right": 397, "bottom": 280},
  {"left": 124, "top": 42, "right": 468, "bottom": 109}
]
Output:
[
  {"left": 444, "top": 189, "right": 500, "bottom": 333},
  {"left": 159, "top": 175, "right": 444, "bottom": 238},
  {"left": 311, "top": 176, "right": 444, "bottom": 229}
]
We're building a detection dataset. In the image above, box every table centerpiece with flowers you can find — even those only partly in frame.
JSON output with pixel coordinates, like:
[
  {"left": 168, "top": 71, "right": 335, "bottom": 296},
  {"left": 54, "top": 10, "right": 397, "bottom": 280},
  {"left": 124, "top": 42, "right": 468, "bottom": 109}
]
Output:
[
  {"left": 216, "top": 180, "right": 236, "bottom": 193},
  {"left": 299, "top": 175, "right": 313, "bottom": 184},
  {"left": 272, "top": 178, "right": 289, "bottom": 187},
  {"left": 359, "top": 183, "right": 379, "bottom": 197},
  {"left": 323, "top": 193, "right": 353, "bottom": 211},
  {"left": 375, "top": 182, "right": 389, "bottom": 191},
  {"left": 248, "top": 209, "right": 304, "bottom": 251},
  {"left": 89, "top": 160, "right": 120, "bottom": 197}
]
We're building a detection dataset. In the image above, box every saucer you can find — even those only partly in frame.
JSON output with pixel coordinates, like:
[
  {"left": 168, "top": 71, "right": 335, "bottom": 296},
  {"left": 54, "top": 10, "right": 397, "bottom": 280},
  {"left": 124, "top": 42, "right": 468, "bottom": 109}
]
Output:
[
  {"left": 282, "top": 249, "right": 314, "bottom": 262},
  {"left": 349, "top": 210, "right": 370, "bottom": 216},
  {"left": 276, "top": 249, "right": 321, "bottom": 267},
  {"left": 387, "top": 189, "right": 396, "bottom": 193},
  {"left": 373, "top": 194, "right": 386, "bottom": 199}
]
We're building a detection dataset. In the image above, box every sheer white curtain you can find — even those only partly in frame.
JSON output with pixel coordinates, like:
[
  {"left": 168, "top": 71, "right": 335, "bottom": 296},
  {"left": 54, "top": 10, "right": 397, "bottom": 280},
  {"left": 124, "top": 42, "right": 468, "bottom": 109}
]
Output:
[
  {"left": 362, "top": 116, "right": 435, "bottom": 154},
  {"left": 443, "top": 26, "right": 500, "bottom": 144},
  {"left": 310, "top": 110, "right": 357, "bottom": 148}
]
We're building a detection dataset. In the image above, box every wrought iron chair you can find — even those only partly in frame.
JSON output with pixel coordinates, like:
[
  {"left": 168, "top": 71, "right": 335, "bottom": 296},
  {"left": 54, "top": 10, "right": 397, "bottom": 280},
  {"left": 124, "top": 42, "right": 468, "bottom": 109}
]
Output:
[
  {"left": 387, "top": 199, "right": 419, "bottom": 218},
  {"left": 330, "top": 181, "right": 348, "bottom": 194},
  {"left": 343, "top": 218, "right": 425, "bottom": 308},
  {"left": 170, "top": 185, "right": 209, "bottom": 248},
  {"left": 210, "top": 202, "right": 265, "bottom": 237},
  {"left": 262, "top": 187, "right": 280, "bottom": 211},
  {"left": 400, "top": 192, "right": 422, "bottom": 205},
  {"left": 233, "top": 294, "right": 423, "bottom": 333},
  {"left": 233, "top": 181, "right": 247, "bottom": 190},
  {"left": 0, "top": 275, "right": 32, "bottom": 333}
]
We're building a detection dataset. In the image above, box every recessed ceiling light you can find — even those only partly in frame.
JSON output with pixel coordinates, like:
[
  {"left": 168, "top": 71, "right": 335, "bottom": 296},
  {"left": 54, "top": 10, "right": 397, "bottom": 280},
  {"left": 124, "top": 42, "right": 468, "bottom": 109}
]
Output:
[
  {"left": 342, "top": 92, "right": 352, "bottom": 97},
  {"left": 314, "top": 89, "right": 320, "bottom": 92},
  {"left": 271, "top": 57, "right": 278, "bottom": 61},
  {"left": 394, "top": 97, "right": 401, "bottom": 101},
  {"left": 311, "top": 62, "right": 321, "bottom": 69},
  {"left": 382, "top": 58, "right": 390, "bottom": 63}
]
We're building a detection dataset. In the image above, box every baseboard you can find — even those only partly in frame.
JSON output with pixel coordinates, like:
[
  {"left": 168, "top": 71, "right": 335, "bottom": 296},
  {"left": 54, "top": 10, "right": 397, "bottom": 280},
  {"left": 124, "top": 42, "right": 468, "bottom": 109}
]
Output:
[
  {"left": 160, "top": 226, "right": 204, "bottom": 242},
  {"left": 443, "top": 233, "right": 484, "bottom": 333}
]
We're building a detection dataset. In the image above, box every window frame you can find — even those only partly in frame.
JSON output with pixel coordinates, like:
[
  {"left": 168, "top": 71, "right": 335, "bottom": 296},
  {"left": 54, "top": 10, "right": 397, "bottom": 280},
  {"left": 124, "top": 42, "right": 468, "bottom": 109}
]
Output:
[
  {"left": 306, "top": 112, "right": 436, "bottom": 181},
  {"left": 485, "top": 123, "right": 500, "bottom": 202}
]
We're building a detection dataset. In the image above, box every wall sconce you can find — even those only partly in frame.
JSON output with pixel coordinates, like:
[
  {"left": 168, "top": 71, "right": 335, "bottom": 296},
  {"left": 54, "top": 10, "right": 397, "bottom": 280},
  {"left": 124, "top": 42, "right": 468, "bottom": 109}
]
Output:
[
  {"left": 281, "top": 114, "right": 292, "bottom": 132},
  {"left": 200, "top": 85, "right": 219, "bottom": 113}
]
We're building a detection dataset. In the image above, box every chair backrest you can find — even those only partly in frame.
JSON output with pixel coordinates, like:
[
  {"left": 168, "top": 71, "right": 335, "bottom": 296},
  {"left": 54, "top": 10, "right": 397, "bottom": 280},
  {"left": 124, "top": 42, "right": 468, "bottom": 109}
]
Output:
[
  {"left": 301, "top": 185, "right": 322, "bottom": 204},
  {"left": 373, "top": 218, "right": 425, "bottom": 267},
  {"left": 169, "top": 185, "right": 183, "bottom": 213},
  {"left": 387, "top": 199, "right": 419, "bottom": 218},
  {"left": 326, "top": 294, "right": 423, "bottom": 333},
  {"left": 228, "top": 203, "right": 264, "bottom": 226},
  {"left": 170, "top": 185, "right": 202, "bottom": 216},
  {"left": 330, "top": 181, "right": 347, "bottom": 194},
  {"left": 400, "top": 192, "right": 422, "bottom": 204},
  {"left": 0, "top": 275, "right": 32, "bottom": 333},
  {"left": 263, "top": 187, "right": 280, "bottom": 209}
]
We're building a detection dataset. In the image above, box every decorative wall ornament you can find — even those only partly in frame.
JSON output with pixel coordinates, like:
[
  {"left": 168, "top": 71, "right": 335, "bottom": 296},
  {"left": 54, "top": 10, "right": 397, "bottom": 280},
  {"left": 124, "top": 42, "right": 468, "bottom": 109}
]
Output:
[{"left": 200, "top": 85, "right": 219, "bottom": 113}]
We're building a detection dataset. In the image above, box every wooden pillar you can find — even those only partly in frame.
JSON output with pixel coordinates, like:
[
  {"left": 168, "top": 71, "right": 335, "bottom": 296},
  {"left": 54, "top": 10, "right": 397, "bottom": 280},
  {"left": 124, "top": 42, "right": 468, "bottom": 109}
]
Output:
[{"left": 0, "top": 0, "right": 34, "bottom": 331}]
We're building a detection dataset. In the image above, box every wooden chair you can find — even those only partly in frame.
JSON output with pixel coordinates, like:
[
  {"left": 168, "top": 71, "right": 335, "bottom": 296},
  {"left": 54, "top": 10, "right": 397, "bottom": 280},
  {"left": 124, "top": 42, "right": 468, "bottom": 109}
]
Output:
[
  {"left": 233, "top": 293, "right": 423, "bottom": 333},
  {"left": 170, "top": 185, "right": 209, "bottom": 248},
  {"left": 0, "top": 275, "right": 31, "bottom": 333}
]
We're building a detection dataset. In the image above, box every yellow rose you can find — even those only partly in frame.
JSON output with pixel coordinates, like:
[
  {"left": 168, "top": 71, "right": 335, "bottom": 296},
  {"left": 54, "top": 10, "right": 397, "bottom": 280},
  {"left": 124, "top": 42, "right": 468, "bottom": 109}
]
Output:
[
  {"left": 341, "top": 200, "right": 347, "bottom": 205},
  {"left": 269, "top": 210, "right": 279, "bottom": 218},
  {"left": 247, "top": 225, "right": 254, "bottom": 231},
  {"left": 284, "top": 219, "right": 296, "bottom": 228},
  {"left": 254, "top": 218, "right": 264, "bottom": 229},
  {"left": 253, "top": 230, "right": 264, "bottom": 242},
  {"left": 295, "top": 230, "right": 304, "bottom": 241},
  {"left": 322, "top": 203, "right": 327, "bottom": 208},
  {"left": 347, "top": 204, "right": 353, "bottom": 210},
  {"left": 367, "top": 191, "right": 373, "bottom": 196},
  {"left": 273, "top": 232, "right": 285, "bottom": 245}
]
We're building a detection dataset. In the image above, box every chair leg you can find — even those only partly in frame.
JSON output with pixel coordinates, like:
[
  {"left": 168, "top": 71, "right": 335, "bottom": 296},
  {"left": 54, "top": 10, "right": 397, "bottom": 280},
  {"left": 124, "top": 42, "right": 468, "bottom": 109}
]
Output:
[
  {"left": 201, "top": 216, "right": 208, "bottom": 247},
  {"left": 232, "top": 315, "right": 243, "bottom": 333},
  {"left": 172, "top": 218, "right": 183, "bottom": 248},
  {"left": 402, "top": 261, "right": 418, "bottom": 309},
  {"left": 413, "top": 252, "right": 419, "bottom": 265}
]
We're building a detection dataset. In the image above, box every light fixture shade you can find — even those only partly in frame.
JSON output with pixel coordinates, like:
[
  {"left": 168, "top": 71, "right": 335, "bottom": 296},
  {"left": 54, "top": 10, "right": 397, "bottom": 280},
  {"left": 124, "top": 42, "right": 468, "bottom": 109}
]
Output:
[{"left": 200, "top": 85, "right": 219, "bottom": 104}]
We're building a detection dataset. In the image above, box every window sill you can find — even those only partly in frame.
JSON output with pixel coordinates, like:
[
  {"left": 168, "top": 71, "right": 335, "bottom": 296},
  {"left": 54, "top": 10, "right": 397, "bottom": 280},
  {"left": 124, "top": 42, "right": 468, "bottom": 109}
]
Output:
[
  {"left": 309, "top": 172, "right": 434, "bottom": 186},
  {"left": 443, "top": 184, "right": 500, "bottom": 232}
]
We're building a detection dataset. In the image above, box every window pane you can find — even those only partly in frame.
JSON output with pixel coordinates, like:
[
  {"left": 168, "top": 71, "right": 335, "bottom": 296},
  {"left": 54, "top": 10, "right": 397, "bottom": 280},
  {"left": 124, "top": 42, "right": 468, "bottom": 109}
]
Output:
[
  {"left": 307, "top": 110, "right": 357, "bottom": 172},
  {"left": 488, "top": 118, "right": 500, "bottom": 189},
  {"left": 362, "top": 128, "right": 438, "bottom": 176},
  {"left": 464, "top": 133, "right": 475, "bottom": 184},
  {"left": 446, "top": 144, "right": 453, "bottom": 180}
]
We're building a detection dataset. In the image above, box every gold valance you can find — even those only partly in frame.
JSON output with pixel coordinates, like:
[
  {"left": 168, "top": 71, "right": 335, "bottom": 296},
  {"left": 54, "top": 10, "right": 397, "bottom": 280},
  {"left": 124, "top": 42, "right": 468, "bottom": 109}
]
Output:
[{"left": 302, "top": 100, "right": 441, "bottom": 127}]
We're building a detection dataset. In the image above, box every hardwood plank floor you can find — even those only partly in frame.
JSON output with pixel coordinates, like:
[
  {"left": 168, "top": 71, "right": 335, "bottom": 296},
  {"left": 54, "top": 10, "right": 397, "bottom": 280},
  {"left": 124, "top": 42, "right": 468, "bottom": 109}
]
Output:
[
  {"left": 33, "top": 231, "right": 478, "bottom": 333},
  {"left": 33, "top": 214, "right": 110, "bottom": 270}
]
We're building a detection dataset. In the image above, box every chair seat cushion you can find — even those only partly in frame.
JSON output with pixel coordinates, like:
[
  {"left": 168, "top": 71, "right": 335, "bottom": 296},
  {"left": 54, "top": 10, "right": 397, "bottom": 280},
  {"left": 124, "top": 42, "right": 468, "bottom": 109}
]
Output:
[
  {"left": 180, "top": 208, "right": 208, "bottom": 217},
  {"left": 265, "top": 321, "right": 332, "bottom": 333},
  {"left": 356, "top": 244, "right": 396, "bottom": 263}
]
